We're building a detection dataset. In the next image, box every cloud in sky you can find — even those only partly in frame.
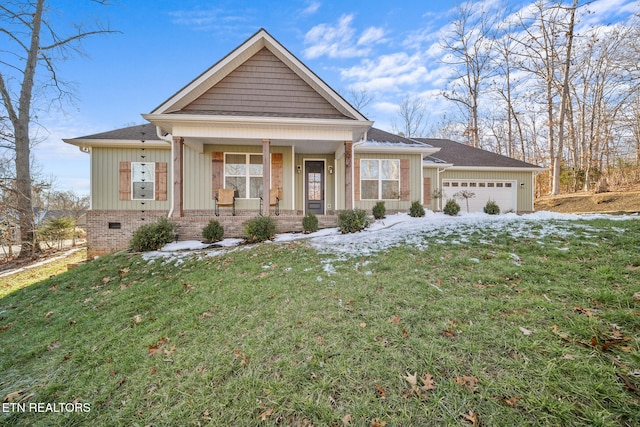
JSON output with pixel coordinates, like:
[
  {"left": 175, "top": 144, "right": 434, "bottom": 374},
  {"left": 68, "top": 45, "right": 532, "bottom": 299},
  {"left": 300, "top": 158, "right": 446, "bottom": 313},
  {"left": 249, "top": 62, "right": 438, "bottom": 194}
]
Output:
[
  {"left": 301, "top": 1, "right": 321, "bottom": 16},
  {"left": 303, "top": 14, "right": 386, "bottom": 59}
]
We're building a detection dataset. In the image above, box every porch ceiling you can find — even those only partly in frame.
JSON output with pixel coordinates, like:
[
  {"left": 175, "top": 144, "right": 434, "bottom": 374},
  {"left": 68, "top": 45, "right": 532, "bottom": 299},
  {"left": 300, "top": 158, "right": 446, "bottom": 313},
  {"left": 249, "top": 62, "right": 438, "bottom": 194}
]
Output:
[{"left": 183, "top": 136, "right": 341, "bottom": 154}]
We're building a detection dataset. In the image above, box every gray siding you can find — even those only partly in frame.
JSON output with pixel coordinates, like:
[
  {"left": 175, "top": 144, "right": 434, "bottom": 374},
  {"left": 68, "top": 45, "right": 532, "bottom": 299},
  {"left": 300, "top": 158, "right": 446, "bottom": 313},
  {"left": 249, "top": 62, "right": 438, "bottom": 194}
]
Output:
[{"left": 183, "top": 48, "right": 348, "bottom": 119}]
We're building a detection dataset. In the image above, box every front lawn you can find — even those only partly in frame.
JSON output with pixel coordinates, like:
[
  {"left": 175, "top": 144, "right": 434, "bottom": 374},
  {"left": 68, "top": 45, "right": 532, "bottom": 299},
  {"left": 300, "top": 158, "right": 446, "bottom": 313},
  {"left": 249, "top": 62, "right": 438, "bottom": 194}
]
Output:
[{"left": 1, "top": 216, "right": 638, "bottom": 426}]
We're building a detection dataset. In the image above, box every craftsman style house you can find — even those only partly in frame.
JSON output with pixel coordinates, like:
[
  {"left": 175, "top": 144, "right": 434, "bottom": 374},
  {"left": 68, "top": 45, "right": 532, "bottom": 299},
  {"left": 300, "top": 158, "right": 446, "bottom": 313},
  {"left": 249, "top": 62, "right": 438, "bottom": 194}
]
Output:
[{"left": 64, "top": 29, "right": 542, "bottom": 257}]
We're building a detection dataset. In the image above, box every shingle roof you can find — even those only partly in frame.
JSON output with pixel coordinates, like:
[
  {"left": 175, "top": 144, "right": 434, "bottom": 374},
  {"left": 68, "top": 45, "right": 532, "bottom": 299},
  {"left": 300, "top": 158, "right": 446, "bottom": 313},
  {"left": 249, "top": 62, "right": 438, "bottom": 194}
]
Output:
[
  {"left": 415, "top": 138, "right": 542, "bottom": 169},
  {"left": 365, "top": 128, "right": 433, "bottom": 147},
  {"left": 72, "top": 123, "right": 161, "bottom": 141}
]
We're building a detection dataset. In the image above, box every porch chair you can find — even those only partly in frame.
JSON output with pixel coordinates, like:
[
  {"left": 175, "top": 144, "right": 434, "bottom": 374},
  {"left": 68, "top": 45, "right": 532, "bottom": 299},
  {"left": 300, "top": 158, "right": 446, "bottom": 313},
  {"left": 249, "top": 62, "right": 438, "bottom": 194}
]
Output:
[
  {"left": 214, "top": 188, "right": 236, "bottom": 216},
  {"left": 260, "top": 188, "right": 280, "bottom": 216}
]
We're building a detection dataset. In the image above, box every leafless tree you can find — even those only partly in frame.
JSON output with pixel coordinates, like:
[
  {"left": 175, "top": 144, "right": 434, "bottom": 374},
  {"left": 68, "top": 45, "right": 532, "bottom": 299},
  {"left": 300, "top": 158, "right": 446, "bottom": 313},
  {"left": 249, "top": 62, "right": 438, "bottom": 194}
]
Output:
[
  {"left": 440, "top": 1, "right": 498, "bottom": 148},
  {"left": 345, "top": 87, "right": 374, "bottom": 115},
  {"left": 392, "top": 94, "right": 428, "bottom": 138},
  {"left": 0, "top": 0, "right": 117, "bottom": 258}
]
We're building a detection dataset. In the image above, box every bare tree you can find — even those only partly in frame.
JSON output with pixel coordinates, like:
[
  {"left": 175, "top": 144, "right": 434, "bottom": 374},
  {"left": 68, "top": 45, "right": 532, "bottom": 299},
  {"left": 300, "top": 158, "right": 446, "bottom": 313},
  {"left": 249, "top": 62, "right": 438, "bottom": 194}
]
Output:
[
  {"left": 440, "top": 1, "right": 498, "bottom": 148},
  {"left": 0, "top": 0, "right": 116, "bottom": 258},
  {"left": 345, "top": 87, "right": 373, "bottom": 115},
  {"left": 392, "top": 94, "right": 428, "bottom": 138}
]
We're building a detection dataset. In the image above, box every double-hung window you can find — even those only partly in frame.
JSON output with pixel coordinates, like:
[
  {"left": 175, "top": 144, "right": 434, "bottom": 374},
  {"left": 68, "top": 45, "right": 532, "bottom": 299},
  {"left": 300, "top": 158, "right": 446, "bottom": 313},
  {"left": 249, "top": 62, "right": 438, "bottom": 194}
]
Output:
[
  {"left": 225, "top": 154, "right": 263, "bottom": 198},
  {"left": 131, "top": 162, "right": 155, "bottom": 200},
  {"left": 360, "top": 159, "right": 400, "bottom": 200}
]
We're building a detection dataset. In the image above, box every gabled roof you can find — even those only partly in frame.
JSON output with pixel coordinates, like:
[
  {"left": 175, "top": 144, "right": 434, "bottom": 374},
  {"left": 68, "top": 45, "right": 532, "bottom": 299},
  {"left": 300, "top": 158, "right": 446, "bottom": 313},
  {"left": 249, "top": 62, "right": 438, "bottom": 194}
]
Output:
[
  {"left": 150, "top": 28, "right": 366, "bottom": 122},
  {"left": 415, "top": 138, "right": 542, "bottom": 169}
]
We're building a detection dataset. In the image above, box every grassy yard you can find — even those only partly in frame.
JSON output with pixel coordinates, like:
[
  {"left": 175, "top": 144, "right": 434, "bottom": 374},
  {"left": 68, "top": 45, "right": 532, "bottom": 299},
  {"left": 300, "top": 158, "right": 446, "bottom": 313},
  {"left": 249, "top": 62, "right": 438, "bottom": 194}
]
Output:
[{"left": 0, "top": 218, "right": 638, "bottom": 426}]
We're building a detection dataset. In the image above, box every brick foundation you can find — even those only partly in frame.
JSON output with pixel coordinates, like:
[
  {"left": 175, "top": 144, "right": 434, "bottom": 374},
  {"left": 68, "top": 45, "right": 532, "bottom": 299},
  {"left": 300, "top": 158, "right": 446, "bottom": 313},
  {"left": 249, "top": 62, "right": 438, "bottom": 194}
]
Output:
[{"left": 86, "top": 209, "right": 338, "bottom": 258}]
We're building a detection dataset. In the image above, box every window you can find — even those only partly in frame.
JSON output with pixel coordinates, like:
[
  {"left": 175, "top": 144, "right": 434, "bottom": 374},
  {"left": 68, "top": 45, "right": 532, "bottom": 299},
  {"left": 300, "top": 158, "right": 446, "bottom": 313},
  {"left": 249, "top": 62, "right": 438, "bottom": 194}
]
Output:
[
  {"left": 225, "top": 154, "right": 263, "bottom": 198},
  {"left": 360, "top": 159, "right": 400, "bottom": 199},
  {"left": 132, "top": 162, "right": 155, "bottom": 200}
]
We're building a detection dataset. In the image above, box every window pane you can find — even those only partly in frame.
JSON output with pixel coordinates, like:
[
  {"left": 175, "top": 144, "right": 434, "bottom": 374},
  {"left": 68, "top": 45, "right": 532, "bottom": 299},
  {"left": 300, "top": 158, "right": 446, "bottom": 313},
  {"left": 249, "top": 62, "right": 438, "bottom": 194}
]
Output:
[
  {"left": 308, "top": 173, "right": 321, "bottom": 201},
  {"left": 361, "top": 180, "right": 378, "bottom": 200},
  {"left": 381, "top": 180, "right": 399, "bottom": 199},
  {"left": 225, "top": 154, "right": 246, "bottom": 176},
  {"left": 225, "top": 177, "right": 245, "bottom": 198},
  {"left": 249, "top": 155, "right": 263, "bottom": 176},
  {"left": 133, "top": 182, "right": 154, "bottom": 200},
  {"left": 249, "top": 177, "right": 262, "bottom": 199},
  {"left": 381, "top": 160, "right": 399, "bottom": 180},
  {"left": 360, "top": 160, "right": 379, "bottom": 179},
  {"left": 132, "top": 163, "right": 154, "bottom": 182}
]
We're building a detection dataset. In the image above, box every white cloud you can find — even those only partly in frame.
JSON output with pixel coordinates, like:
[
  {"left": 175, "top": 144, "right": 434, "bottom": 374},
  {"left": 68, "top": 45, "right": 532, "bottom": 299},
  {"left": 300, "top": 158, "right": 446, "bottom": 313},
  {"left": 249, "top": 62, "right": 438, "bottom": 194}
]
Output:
[
  {"left": 303, "top": 14, "right": 385, "bottom": 59},
  {"left": 301, "top": 1, "right": 321, "bottom": 16}
]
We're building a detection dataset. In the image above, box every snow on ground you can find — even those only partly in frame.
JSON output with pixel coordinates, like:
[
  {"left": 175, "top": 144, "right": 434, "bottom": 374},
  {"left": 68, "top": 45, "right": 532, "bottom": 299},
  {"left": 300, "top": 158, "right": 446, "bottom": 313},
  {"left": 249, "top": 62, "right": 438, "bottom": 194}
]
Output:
[{"left": 143, "top": 211, "right": 637, "bottom": 265}]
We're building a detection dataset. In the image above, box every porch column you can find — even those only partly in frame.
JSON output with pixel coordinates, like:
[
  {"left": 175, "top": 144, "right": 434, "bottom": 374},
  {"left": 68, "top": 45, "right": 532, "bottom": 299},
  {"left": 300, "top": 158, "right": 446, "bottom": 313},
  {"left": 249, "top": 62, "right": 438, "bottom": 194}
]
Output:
[
  {"left": 172, "top": 136, "right": 184, "bottom": 218},
  {"left": 262, "top": 139, "right": 271, "bottom": 216},
  {"left": 344, "top": 140, "right": 353, "bottom": 210}
]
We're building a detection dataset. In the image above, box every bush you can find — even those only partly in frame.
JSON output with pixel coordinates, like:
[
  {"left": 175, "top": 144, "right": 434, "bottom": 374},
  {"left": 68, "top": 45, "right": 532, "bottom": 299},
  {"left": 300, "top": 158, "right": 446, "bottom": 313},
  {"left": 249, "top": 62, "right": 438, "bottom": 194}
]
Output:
[
  {"left": 409, "top": 200, "right": 425, "bottom": 217},
  {"left": 443, "top": 199, "right": 461, "bottom": 216},
  {"left": 39, "top": 217, "right": 75, "bottom": 249},
  {"left": 372, "top": 201, "right": 386, "bottom": 219},
  {"left": 337, "top": 209, "right": 368, "bottom": 233},
  {"left": 130, "top": 217, "right": 177, "bottom": 252},
  {"left": 483, "top": 200, "right": 501, "bottom": 215},
  {"left": 244, "top": 216, "right": 276, "bottom": 243},
  {"left": 302, "top": 212, "right": 318, "bottom": 233},
  {"left": 202, "top": 220, "right": 224, "bottom": 242}
]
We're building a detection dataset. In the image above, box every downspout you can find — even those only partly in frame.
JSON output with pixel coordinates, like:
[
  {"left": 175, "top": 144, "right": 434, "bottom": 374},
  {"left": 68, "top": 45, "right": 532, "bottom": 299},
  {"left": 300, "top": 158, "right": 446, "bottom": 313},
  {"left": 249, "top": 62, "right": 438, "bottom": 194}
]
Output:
[
  {"left": 436, "top": 165, "right": 453, "bottom": 211},
  {"left": 156, "top": 126, "right": 174, "bottom": 218}
]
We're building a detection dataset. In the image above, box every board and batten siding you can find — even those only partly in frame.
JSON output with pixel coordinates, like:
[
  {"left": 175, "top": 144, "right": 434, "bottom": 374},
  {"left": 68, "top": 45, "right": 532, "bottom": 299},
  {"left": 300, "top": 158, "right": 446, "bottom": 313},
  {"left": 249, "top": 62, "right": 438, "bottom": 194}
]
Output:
[
  {"left": 353, "top": 153, "right": 423, "bottom": 212},
  {"left": 91, "top": 147, "right": 171, "bottom": 210},
  {"left": 183, "top": 144, "right": 293, "bottom": 211},
  {"left": 440, "top": 169, "right": 535, "bottom": 212}
]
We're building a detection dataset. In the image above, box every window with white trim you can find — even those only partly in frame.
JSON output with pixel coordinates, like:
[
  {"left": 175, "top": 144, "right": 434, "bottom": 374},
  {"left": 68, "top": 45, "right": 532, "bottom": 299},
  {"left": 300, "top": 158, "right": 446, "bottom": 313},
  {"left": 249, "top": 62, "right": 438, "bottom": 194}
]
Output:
[
  {"left": 132, "top": 162, "right": 155, "bottom": 200},
  {"left": 360, "top": 159, "right": 400, "bottom": 200},
  {"left": 225, "top": 154, "right": 263, "bottom": 198}
]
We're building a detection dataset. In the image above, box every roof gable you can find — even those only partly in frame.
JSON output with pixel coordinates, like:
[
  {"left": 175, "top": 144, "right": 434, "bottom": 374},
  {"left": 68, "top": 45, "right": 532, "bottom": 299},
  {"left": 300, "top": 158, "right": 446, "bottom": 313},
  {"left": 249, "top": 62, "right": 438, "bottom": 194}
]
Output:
[
  {"left": 416, "top": 138, "right": 542, "bottom": 169},
  {"left": 152, "top": 29, "right": 365, "bottom": 121}
]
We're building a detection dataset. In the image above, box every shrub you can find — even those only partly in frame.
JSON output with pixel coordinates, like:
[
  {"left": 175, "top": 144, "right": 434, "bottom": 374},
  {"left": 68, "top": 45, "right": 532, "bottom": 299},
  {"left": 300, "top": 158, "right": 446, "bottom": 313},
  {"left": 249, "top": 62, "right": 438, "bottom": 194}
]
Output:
[
  {"left": 39, "top": 217, "right": 75, "bottom": 249},
  {"left": 484, "top": 200, "right": 501, "bottom": 215},
  {"left": 202, "top": 220, "right": 224, "bottom": 243},
  {"left": 337, "top": 209, "right": 368, "bottom": 233},
  {"left": 443, "top": 199, "right": 461, "bottom": 216},
  {"left": 130, "top": 217, "right": 177, "bottom": 252},
  {"left": 409, "top": 200, "right": 425, "bottom": 217},
  {"left": 244, "top": 216, "right": 276, "bottom": 243},
  {"left": 302, "top": 212, "right": 319, "bottom": 233},
  {"left": 372, "top": 201, "right": 386, "bottom": 219}
]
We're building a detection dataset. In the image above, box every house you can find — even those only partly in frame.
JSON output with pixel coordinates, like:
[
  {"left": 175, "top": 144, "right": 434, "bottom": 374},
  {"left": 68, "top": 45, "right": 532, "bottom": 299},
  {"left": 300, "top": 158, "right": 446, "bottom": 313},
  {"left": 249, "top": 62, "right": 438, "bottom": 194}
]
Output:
[{"left": 63, "top": 29, "right": 543, "bottom": 257}]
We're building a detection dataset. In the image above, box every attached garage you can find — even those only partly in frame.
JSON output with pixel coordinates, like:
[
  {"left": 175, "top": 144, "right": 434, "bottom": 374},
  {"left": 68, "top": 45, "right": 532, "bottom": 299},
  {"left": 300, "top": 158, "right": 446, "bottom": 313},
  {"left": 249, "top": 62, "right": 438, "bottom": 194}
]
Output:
[
  {"left": 442, "top": 180, "right": 517, "bottom": 213},
  {"left": 416, "top": 138, "right": 544, "bottom": 214}
]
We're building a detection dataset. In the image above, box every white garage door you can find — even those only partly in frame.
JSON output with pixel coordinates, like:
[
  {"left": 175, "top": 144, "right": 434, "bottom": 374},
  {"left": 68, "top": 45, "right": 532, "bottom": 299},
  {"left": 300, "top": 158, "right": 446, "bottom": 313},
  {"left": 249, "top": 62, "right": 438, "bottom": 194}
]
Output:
[{"left": 442, "top": 180, "right": 517, "bottom": 213}]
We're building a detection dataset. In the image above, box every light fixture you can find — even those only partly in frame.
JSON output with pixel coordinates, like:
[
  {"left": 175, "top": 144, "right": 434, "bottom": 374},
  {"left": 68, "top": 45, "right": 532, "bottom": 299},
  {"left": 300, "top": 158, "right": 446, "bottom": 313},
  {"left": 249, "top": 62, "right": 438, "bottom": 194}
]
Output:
[
  {"left": 296, "top": 165, "right": 302, "bottom": 174},
  {"left": 328, "top": 165, "right": 334, "bottom": 174},
  {"left": 520, "top": 182, "right": 524, "bottom": 188}
]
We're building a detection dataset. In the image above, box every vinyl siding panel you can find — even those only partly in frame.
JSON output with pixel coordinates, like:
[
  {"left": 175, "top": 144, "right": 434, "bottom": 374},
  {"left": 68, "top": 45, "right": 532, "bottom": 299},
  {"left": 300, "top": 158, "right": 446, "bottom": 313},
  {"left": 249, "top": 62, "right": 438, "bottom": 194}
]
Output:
[
  {"left": 92, "top": 147, "right": 171, "bottom": 210},
  {"left": 354, "top": 153, "right": 422, "bottom": 211},
  {"left": 184, "top": 145, "right": 293, "bottom": 211},
  {"left": 182, "top": 48, "right": 348, "bottom": 119}
]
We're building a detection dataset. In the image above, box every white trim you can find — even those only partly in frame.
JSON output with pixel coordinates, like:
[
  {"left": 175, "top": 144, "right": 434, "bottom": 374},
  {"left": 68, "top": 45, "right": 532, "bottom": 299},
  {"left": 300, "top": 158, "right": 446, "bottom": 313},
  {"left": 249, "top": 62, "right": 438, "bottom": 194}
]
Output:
[
  {"left": 358, "top": 158, "right": 401, "bottom": 201},
  {"left": 224, "top": 152, "right": 264, "bottom": 199},
  {"left": 131, "top": 162, "right": 156, "bottom": 201}
]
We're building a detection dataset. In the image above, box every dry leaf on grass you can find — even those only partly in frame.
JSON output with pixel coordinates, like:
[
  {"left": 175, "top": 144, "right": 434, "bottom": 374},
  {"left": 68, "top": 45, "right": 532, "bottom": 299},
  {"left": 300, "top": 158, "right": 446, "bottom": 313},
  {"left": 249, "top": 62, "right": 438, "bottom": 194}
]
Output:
[
  {"left": 461, "top": 410, "right": 479, "bottom": 426},
  {"left": 455, "top": 375, "right": 479, "bottom": 393},
  {"left": 258, "top": 408, "right": 274, "bottom": 421},
  {"left": 370, "top": 418, "right": 387, "bottom": 427},
  {"left": 519, "top": 326, "right": 533, "bottom": 336}
]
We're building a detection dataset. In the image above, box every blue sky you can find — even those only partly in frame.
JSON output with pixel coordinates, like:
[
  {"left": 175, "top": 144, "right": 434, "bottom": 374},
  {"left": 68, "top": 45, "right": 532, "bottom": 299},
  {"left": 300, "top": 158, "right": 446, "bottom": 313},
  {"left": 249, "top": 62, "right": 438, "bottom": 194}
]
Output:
[{"left": 32, "top": 0, "right": 638, "bottom": 195}]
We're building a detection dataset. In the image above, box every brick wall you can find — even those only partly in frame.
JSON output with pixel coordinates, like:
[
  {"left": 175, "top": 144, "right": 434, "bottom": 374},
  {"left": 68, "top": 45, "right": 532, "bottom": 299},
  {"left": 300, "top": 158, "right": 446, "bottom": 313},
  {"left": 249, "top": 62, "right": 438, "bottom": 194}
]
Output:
[{"left": 87, "top": 209, "right": 338, "bottom": 257}]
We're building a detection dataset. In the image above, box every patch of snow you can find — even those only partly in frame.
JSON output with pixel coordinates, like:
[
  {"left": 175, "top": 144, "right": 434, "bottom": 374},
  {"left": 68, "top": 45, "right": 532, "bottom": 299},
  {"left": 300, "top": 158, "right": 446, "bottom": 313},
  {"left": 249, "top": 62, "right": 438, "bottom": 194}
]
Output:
[{"left": 139, "top": 211, "right": 636, "bottom": 263}]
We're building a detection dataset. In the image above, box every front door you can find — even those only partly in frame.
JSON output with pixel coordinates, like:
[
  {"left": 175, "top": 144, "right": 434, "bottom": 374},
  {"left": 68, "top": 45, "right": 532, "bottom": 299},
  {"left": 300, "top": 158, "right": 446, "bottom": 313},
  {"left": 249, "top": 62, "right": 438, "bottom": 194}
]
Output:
[{"left": 305, "top": 160, "right": 324, "bottom": 214}]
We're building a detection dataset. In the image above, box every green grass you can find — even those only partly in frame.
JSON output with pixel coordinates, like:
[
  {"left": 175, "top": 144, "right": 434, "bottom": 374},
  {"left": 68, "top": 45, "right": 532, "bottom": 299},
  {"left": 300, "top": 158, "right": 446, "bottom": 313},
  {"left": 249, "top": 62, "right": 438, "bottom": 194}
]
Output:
[{"left": 0, "top": 219, "right": 639, "bottom": 426}]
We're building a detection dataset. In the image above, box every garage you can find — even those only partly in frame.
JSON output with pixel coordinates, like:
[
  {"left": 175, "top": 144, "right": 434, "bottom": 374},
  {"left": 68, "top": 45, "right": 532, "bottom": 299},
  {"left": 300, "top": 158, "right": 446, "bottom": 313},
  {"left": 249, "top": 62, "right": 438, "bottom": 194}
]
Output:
[{"left": 442, "top": 180, "right": 517, "bottom": 213}]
